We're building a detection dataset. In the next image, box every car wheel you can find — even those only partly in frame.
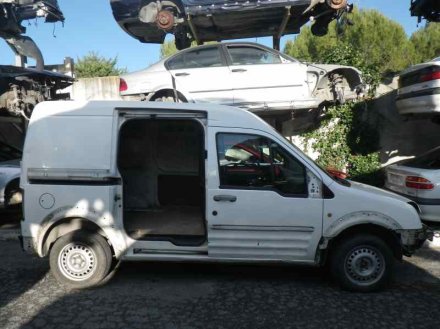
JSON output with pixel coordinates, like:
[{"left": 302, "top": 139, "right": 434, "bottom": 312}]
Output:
[
  {"left": 49, "top": 231, "right": 113, "bottom": 289},
  {"left": 330, "top": 234, "right": 394, "bottom": 292}
]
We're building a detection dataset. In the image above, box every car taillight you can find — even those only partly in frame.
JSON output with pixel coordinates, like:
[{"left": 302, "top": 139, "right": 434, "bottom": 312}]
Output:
[
  {"left": 119, "top": 78, "right": 127, "bottom": 92},
  {"left": 421, "top": 71, "right": 440, "bottom": 82},
  {"left": 405, "top": 176, "right": 434, "bottom": 190}
]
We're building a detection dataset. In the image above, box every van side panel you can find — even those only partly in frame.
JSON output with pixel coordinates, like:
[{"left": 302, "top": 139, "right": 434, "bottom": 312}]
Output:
[{"left": 22, "top": 116, "right": 114, "bottom": 171}]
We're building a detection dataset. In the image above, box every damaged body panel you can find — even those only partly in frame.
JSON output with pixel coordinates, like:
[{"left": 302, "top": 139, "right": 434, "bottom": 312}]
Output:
[
  {"left": 110, "top": 0, "right": 352, "bottom": 49},
  {"left": 0, "top": 1, "right": 73, "bottom": 118}
]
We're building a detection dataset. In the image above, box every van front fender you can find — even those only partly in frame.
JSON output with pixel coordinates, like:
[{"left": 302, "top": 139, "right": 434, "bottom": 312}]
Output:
[{"left": 323, "top": 211, "right": 402, "bottom": 238}]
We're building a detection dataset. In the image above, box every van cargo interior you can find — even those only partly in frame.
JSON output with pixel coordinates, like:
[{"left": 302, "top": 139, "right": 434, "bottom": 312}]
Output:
[{"left": 118, "top": 119, "right": 206, "bottom": 245}]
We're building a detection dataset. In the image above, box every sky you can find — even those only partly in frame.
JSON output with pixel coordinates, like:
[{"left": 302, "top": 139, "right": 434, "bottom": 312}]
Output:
[{"left": 0, "top": 0, "right": 429, "bottom": 73}]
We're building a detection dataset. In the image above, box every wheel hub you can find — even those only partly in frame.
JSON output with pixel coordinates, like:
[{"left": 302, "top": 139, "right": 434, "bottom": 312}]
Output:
[
  {"left": 58, "top": 243, "right": 97, "bottom": 281},
  {"left": 344, "top": 246, "right": 385, "bottom": 285}
]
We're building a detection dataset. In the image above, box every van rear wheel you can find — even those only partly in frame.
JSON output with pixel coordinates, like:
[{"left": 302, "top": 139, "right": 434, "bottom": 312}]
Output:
[
  {"left": 330, "top": 234, "right": 394, "bottom": 292},
  {"left": 49, "top": 231, "right": 112, "bottom": 289}
]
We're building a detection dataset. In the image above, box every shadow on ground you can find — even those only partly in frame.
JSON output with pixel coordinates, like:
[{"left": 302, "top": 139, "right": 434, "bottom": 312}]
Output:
[{"left": 7, "top": 249, "right": 439, "bottom": 329}]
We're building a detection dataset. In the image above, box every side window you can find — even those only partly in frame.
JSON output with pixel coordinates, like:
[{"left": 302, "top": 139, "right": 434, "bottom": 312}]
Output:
[
  {"left": 216, "top": 133, "right": 307, "bottom": 196},
  {"left": 227, "top": 46, "right": 282, "bottom": 65},
  {"left": 167, "top": 47, "right": 223, "bottom": 70}
]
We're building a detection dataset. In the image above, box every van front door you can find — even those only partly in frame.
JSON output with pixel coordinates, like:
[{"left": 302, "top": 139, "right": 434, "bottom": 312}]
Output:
[{"left": 207, "top": 128, "right": 323, "bottom": 262}]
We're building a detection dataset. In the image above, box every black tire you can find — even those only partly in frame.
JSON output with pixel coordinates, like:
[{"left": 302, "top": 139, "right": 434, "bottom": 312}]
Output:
[
  {"left": 330, "top": 234, "right": 394, "bottom": 292},
  {"left": 49, "top": 231, "right": 113, "bottom": 289}
]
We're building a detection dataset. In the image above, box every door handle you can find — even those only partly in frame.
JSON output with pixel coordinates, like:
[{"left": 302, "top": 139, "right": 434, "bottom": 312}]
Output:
[
  {"left": 175, "top": 72, "right": 190, "bottom": 76},
  {"left": 231, "top": 69, "right": 247, "bottom": 73},
  {"left": 213, "top": 195, "right": 237, "bottom": 202}
]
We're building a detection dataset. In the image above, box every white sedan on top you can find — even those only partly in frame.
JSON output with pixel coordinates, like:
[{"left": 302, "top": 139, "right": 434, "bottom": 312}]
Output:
[
  {"left": 385, "top": 147, "right": 440, "bottom": 222},
  {"left": 396, "top": 56, "right": 440, "bottom": 117},
  {"left": 119, "top": 42, "right": 364, "bottom": 114}
]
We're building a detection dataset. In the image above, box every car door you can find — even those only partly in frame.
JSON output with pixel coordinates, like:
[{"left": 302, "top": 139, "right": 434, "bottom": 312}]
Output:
[
  {"left": 167, "top": 46, "right": 233, "bottom": 104},
  {"left": 225, "top": 45, "right": 309, "bottom": 106},
  {"left": 206, "top": 127, "right": 323, "bottom": 262}
]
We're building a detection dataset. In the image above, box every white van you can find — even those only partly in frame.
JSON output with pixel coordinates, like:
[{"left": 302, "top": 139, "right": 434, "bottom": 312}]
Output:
[{"left": 20, "top": 101, "right": 431, "bottom": 292}]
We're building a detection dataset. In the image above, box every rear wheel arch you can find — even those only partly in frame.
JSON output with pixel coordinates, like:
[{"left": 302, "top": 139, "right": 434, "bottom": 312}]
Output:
[
  {"left": 41, "top": 217, "right": 113, "bottom": 258},
  {"left": 150, "top": 89, "right": 188, "bottom": 102},
  {"left": 313, "top": 68, "right": 363, "bottom": 102}
]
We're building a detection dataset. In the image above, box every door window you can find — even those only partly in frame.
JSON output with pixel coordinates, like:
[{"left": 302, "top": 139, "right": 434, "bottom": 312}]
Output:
[
  {"left": 216, "top": 133, "right": 307, "bottom": 196},
  {"left": 227, "top": 46, "right": 282, "bottom": 65},
  {"left": 167, "top": 47, "right": 223, "bottom": 70}
]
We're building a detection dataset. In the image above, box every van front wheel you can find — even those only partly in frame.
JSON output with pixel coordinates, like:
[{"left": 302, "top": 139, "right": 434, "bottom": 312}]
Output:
[
  {"left": 330, "top": 234, "right": 394, "bottom": 292},
  {"left": 49, "top": 231, "right": 112, "bottom": 289}
]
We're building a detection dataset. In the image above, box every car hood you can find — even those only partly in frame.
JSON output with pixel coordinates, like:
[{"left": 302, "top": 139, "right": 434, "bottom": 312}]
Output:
[{"left": 348, "top": 180, "right": 412, "bottom": 203}]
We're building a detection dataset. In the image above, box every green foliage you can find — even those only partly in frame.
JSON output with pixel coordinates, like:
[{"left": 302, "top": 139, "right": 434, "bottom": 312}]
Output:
[
  {"left": 160, "top": 40, "right": 181, "bottom": 58},
  {"left": 410, "top": 23, "right": 440, "bottom": 63},
  {"left": 302, "top": 102, "right": 382, "bottom": 186},
  {"left": 75, "top": 52, "right": 127, "bottom": 78},
  {"left": 285, "top": 9, "right": 417, "bottom": 74}
]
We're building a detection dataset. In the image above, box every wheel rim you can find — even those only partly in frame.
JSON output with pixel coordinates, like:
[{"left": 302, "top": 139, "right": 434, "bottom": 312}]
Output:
[
  {"left": 344, "top": 245, "right": 385, "bottom": 286},
  {"left": 58, "top": 243, "right": 97, "bottom": 281}
]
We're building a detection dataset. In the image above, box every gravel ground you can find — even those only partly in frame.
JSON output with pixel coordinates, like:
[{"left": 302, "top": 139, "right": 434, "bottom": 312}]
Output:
[{"left": 0, "top": 238, "right": 439, "bottom": 329}]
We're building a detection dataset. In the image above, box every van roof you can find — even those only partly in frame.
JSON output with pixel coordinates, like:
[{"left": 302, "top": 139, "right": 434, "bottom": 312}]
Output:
[{"left": 30, "top": 100, "right": 272, "bottom": 131}]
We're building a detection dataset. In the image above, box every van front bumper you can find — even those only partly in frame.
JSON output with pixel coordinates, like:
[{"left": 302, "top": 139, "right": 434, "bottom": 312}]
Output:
[{"left": 399, "top": 225, "right": 434, "bottom": 256}]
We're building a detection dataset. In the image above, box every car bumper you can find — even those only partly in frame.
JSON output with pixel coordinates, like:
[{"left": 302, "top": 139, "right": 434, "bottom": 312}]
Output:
[
  {"left": 399, "top": 224, "right": 434, "bottom": 256},
  {"left": 396, "top": 89, "right": 440, "bottom": 115}
]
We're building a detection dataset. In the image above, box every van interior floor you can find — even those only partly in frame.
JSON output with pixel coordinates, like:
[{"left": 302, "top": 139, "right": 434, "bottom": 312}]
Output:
[{"left": 124, "top": 206, "right": 205, "bottom": 241}]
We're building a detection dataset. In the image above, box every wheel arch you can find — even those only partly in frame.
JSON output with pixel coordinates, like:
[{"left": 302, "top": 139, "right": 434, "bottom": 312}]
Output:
[
  {"left": 149, "top": 88, "right": 189, "bottom": 102},
  {"left": 313, "top": 67, "right": 364, "bottom": 100},
  {"left": 326, "top": 223, "right": 403, "bottom": 260},
  {"left": 39, "top": 217, "right": 114, "bottom": 258}
]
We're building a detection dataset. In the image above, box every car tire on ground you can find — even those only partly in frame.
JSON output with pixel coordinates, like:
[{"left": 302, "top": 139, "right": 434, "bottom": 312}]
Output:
[
  {"left": 49, "top": 231, "right": 113, "bottom": 289},
  {"left": 330, "top": 234, "right": 394, "bottom": 292}
]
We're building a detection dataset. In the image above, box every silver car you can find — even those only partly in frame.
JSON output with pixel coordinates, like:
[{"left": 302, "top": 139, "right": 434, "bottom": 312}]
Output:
[
  {"left": 396, "top": 56, "right": 440, "bottom": 118},
  {"left": 385, "top": 147, "right": 440, "bottom": 222}
]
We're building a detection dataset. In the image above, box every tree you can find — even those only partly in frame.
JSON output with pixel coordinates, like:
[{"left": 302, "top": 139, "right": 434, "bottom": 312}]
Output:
[
  {"left": 410, "top": 23, "right": 440, "bottom": 63},
  {"left": 75, "top": 52, "right": 127, "bottom": 78},
  {"left": 284, "top": 9, "right": 417, "bottom": 74}
]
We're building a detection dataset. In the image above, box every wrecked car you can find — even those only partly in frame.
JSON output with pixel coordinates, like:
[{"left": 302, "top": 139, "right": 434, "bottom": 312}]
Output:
[
  {"left": 110, "top": 0, "right": 353, "bottom": 49},
  {"left": 0, "top": 0, "right": 73, "bottom": 118},
  {"left": 119, "top": 42, "right": 363, "bottom": 113}
]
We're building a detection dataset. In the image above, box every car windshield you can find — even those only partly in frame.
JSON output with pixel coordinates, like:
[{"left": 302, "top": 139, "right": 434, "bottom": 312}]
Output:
[
  {"left": 401, "top": 147, "right": 440, "bottom": 169},
  {"left": 432, "top": 57, "right": 440, "bottom": 62},
  {"left": 281, "top": 136, "right": 351, "bottom": 186}
]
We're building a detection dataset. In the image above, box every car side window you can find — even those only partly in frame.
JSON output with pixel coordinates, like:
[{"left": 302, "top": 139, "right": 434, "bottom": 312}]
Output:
[
  {"left": 227, "top": 46, "right": 282, "bottom": 65},
  {"left": 216, "top": 133, "right": 307, "bottom": 196},
  {"left": 167, "top": 47, "right": 223, "bottom": 70}
]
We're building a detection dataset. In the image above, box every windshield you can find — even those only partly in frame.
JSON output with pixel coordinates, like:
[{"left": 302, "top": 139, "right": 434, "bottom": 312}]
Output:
[
  {"left": 432, "top": 57, "right": 440, "bottom": 62},
  {"left": 281, "top": 136, "right": 351, "bottom": 186},
  {"left": 401, "top": 147, "right": 440, "bottom": 169}
]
